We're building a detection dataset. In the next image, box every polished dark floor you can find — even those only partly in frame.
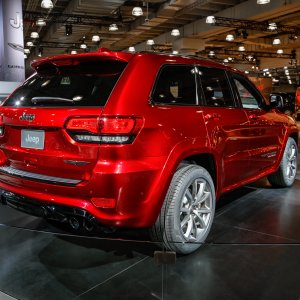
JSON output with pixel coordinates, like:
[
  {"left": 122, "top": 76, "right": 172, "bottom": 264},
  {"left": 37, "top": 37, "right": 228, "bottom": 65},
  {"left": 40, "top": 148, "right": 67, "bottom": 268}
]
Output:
[{"left": 0, "top": 160, "right": 300, "bottom": 300}]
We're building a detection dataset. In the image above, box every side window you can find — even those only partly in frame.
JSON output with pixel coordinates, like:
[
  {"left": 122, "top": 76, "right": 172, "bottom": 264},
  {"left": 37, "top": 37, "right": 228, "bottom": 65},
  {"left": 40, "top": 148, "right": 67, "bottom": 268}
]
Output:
[
  {"left": 152, "top": 65, "right": 198, "bottom": 105},
  {"left": 198, "top": 67, "right": 235, "bottom": 107},
  {"left": 232, "top": 73, "right": 264, "bottom": 109}
]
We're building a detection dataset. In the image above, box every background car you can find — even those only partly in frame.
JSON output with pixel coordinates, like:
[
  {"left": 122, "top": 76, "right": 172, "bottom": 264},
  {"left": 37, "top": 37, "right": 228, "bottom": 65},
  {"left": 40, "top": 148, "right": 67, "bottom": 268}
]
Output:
[{"left": 270, "top": 92, "right": 297, "bottom": 117}]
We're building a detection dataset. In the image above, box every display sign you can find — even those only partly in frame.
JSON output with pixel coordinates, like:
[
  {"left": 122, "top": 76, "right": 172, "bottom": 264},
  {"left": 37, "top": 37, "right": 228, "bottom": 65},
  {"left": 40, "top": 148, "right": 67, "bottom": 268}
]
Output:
[{"left": 0, "top": 0, "right": 25, "bottom": 82}]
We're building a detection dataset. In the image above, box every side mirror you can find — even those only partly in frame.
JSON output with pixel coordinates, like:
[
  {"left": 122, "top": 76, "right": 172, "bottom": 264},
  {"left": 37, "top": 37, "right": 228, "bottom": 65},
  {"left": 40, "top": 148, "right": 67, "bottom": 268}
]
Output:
[{"left": 270, "top": 95, "right": 283, "bottom": 108}]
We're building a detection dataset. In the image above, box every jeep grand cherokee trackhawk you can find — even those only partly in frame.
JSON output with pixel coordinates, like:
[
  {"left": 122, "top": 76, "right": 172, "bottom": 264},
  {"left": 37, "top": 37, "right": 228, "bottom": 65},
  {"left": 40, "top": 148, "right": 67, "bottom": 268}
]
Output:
[{"left": 0, "top": 49, "right": 298, "bottom": 254}]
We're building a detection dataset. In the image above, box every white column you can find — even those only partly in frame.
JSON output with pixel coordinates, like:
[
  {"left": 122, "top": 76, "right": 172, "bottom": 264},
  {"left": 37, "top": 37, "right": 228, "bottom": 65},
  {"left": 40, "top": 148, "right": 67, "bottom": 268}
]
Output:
[{"left": 0, "top": 0, "right": 25, "bottom": 82}]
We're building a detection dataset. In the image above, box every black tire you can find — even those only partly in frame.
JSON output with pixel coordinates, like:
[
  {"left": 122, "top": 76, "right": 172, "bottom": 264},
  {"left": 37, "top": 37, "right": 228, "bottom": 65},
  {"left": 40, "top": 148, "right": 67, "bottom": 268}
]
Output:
[
  {"left": 267, "top": 137, "right": 298, "bottom": 187},
  {"left": 150, "top": 165, "right": 215, "bottom": 255}
]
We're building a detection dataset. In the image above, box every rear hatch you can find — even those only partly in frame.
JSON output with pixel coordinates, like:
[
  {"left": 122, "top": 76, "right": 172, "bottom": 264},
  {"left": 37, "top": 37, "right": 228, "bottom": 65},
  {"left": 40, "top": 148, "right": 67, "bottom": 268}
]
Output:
[{"left": 0, "top": 54, "right": 128, "bottom": 186}]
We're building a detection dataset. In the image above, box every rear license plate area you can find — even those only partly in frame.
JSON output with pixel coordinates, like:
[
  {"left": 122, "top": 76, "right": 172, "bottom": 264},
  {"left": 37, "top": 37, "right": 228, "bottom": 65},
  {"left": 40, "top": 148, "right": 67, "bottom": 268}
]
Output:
[{"left": 21, "top": 129, "right": 45, "bottom": 150}]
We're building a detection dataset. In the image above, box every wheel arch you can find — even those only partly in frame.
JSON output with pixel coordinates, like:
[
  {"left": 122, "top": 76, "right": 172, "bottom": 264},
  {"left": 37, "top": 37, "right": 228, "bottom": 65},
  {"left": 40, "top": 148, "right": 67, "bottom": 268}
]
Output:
[{"left": 178, "top": 153, "right": 218, "bottom": 196}]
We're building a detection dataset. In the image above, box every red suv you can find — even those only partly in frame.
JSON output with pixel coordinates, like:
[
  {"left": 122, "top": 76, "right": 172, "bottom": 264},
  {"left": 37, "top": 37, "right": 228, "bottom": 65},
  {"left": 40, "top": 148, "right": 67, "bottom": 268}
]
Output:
[{"left": 0, "top": 50, "right": 298, "bottom": 254}]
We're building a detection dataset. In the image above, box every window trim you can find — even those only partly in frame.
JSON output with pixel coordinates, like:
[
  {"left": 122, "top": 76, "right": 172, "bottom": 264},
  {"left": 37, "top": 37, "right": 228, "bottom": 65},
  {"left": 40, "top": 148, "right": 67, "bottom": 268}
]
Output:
[{"left": 150, "top": 64, "right": 199, "bottom": 107}]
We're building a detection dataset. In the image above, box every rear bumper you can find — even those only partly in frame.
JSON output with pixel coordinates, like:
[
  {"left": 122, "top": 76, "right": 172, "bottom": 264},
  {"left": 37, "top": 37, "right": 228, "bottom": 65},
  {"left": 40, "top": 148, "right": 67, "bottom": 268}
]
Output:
[
  {"left": 0, "top": 156, "right": 169, "bottom": 228},
  {"left": 0, "top": 190, "right": 100, "bottom": 227}
]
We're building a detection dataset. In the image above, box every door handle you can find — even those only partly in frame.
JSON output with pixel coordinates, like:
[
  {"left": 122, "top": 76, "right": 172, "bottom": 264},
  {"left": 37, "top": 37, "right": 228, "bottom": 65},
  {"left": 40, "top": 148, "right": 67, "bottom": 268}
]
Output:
[{"left": 205, "top": 113, "right": 221, "bottom": 121}]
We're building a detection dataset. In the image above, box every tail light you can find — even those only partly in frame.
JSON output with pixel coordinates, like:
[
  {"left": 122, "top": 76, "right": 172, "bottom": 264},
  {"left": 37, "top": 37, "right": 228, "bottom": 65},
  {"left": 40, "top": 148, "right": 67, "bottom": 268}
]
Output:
[{"left": 65, "top": 116, "right": 143, "bottom": 144}]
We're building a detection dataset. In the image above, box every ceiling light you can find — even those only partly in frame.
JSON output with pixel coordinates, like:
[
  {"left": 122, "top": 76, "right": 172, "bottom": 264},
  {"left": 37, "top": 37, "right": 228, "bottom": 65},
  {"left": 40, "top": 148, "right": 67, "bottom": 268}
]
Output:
[
  {"left": 288, "top": 80, "right": 292, "bottom": 84},
  {"left": 109, "top": 24, "right": 118, "bottom": 32},
  {"left": 228, "top": 57, "right": 233, "bottom": 61},
  {"left": 172, "top": 50, "right": 179, "bottom": 55},
  {"left": 92, "top": 35, "right": 100, "bottom": 42},
  {"left": 273, "top": 38, "right": 281, "bottom": 45},
  {"left": 71, "top": 50, "right": 77, "bottom": 54},
  {"left": 277, "top": 49, "right": 283, "bottom": 54},
  {"left": 208, "top": 50, "right": 215, "bottom": 57},
  {"left": 24, "top": 48, "right": 30, "bottom": 54},
  {"left": 30, "top": 32, "right": 39, "bottom": 39},
  {"left": 257, "top": 0, "right": 270, "bottom": 4},
  {"left": 268, "top": 22, "right": 277, "bottom": 31},
  {"left": 132, "top": 7, "right": 143, "bottom": 16},
  {"left": 171, "top": 29, "right": 180, "bottom": 36},
  {"left": 245, "top": 71, "right": 249, "bottom": 74},
  {"left": 238, "top": 45, "right": 245, "bottom": 51},
  {"left": 128, "top": 46, "right": 135, "bottom": 52},
  {"left": 36, "top": 18, "right": 46, "bottom": 26},
  {"left": 80, "top": 42, "right": 87, "bottom": 49},
  {"left": 225, "top": 34, "right": 234, "bottom": 41},
  {"left": 223, "top": 58, "right": 229, "bottom": 63},
  {"left": 41, "top": 0, "right": 53, "bottom": 9},
  {"left": 26, "top": 41, "right": 34, "bottom": 47},
  {"left": 206, "top": 16, "right": 216, "bottom": 24},
  {"left": 146, "top": 39, "right": 155, "bottom": 45}
]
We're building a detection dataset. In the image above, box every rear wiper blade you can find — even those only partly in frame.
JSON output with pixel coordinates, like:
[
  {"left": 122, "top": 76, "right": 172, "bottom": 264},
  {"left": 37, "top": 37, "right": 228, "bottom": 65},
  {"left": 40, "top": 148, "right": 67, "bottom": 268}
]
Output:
[{"left": 31, "top": 97, "right": 75, "bottom": 104}]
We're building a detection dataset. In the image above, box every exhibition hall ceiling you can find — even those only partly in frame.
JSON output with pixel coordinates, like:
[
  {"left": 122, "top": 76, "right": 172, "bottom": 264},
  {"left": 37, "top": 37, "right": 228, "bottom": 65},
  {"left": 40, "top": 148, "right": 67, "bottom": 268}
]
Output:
[{"left": 22, "top": 0, "right": 300, "bottom": 83}]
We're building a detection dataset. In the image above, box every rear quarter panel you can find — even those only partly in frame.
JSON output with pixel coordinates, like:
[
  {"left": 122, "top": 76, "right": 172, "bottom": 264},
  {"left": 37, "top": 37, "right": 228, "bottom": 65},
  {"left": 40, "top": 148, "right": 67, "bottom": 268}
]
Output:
[{"left": 100, "top": 55, "right": 218, "bottom": 224}]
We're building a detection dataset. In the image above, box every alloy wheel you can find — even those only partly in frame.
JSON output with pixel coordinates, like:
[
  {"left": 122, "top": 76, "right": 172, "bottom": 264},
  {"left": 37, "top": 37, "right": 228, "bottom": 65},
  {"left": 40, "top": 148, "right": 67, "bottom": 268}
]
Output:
[
  {"left": 286, "top": 143, "right": 297, "bottom": 179},
  {"left": 179, "top": 178, "right": 213, "bottom": 242}
]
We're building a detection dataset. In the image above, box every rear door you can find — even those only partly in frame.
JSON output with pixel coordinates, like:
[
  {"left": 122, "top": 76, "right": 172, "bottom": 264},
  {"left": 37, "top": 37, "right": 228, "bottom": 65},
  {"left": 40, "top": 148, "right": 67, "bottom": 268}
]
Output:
[
  {"left": 197, "top": 67, "right": 250, "bottom": 189},
  {"left": 0, "top": 57, "right": 127, "bottom": 186}
]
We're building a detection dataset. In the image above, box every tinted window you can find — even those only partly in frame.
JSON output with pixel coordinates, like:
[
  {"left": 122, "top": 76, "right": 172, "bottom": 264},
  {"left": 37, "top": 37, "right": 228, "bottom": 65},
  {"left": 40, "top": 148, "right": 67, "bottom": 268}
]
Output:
[
  {"left": 198, "top": 67, "right": 235, "bottom": 107},
  {"left": 4, "top": 60, "right": 127, "bottom": 107},
  {"left": 0, "top": 96, "right": 7, "bottom": 104},
  {"left": 152, "top": 65, "right": 198, "bottom": 105},
  {"left": 232, "top": 73, "right": 264, "bottom": 109}
]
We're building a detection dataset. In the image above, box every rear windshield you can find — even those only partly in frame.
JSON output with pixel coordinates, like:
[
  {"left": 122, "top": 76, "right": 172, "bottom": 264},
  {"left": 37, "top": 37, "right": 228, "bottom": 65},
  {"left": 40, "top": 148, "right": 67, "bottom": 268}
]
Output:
[{"left": 3, "top": 60, "right": 127, "bottom": 107}]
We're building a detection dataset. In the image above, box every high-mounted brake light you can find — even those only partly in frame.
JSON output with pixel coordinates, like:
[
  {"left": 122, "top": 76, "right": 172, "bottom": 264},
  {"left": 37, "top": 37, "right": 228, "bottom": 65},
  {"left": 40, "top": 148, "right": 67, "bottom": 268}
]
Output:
[{"left": 65, "top": 116, "right": 143, "bottom": 144}]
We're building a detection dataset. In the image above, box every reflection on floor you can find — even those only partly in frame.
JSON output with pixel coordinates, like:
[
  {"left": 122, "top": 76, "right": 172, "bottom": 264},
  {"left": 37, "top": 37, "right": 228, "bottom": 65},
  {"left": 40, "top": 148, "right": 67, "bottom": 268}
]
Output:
[{"left": 0, "top": 159, "right": 300, "bottom": 300}]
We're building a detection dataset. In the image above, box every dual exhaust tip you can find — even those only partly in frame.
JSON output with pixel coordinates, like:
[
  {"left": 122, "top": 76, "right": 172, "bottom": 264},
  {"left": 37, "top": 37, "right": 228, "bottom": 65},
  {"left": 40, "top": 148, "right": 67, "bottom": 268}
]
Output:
[
  {"left": 0, "top": 191, "right": 104, "bottom": 234},
  {"left": 68, "top": 216, "right": 94, "bottom": 232}
]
